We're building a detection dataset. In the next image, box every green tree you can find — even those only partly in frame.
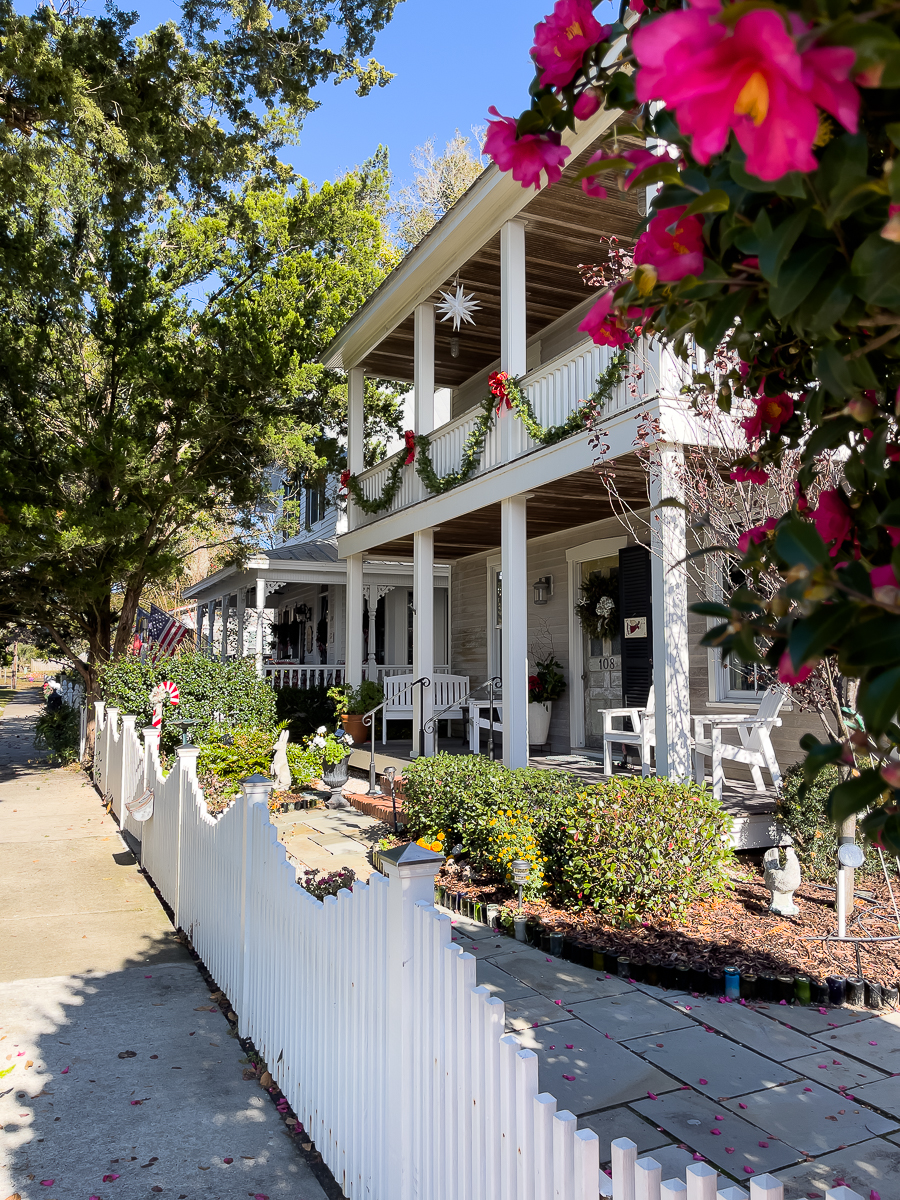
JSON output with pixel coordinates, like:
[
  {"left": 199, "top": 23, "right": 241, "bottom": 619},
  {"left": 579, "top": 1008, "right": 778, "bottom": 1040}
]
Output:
[{"left": 0, "top": 0, "right": 402, "bottom": 722}]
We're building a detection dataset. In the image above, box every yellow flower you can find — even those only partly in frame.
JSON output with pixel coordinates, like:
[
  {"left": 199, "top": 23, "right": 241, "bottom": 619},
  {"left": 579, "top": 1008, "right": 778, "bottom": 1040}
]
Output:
[{"left": 436, "top": 831, "right": 445, "bottom": 841}]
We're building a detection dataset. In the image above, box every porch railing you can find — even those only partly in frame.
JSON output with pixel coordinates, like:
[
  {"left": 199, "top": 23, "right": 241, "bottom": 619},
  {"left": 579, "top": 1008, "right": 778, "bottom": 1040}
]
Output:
[
  {"left": 263, "top": 663, "right": 450, "bottom": 690},
  {"left": 354, "top": 337, "right": 643, "bottom": 526}
]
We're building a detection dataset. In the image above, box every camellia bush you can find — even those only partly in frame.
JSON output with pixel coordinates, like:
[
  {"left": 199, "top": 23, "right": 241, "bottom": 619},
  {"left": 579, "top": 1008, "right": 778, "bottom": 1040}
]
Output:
[{"left": 487, "top": 0, "right": 900, "bottom": 852}]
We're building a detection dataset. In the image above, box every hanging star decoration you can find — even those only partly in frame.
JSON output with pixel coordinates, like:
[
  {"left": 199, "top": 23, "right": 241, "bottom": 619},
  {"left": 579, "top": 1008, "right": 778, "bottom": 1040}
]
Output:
[{"left": 436, "top": 283, "right": 481, "bottom": 332}]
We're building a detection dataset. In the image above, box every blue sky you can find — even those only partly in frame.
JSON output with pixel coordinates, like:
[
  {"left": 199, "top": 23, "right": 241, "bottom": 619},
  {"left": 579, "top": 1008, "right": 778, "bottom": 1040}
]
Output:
[{"left": 64, "top": 0, "right": 613, "bottom": 192}]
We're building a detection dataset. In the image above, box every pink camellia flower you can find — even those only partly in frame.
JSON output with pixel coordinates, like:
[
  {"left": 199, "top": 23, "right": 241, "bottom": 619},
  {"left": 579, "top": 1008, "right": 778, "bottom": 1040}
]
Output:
[
  {"left": 581, "top": 146, "right": 660, "bottom": 198},
  {"left": 531, "top": 0, "right": 610, "bottom": 89},
  {"left": 778, "top": 649, "right": 815, "bottom": 685},
  {"left": 630, "top": 0, "right": 647, "bottom": 10},
  {"left": 730, "top": 464, "right": 770, "bottom": 484},
  {"left": 882, "top": 203, "right": 900, "bottom": 243},
  {"left": 573, "top": 90, "right": 601, "bottom": 120},
  {"left": 812, "top": 488, "right": 852, "bottom": 553},
  {"left": 737, "top": 517, "right": 777, "bottom": 554},
  {"left": 578, "top": 289, "right": 634, "bottom": 348},
  {"left": 631, "top": 4, "right": 859, "bottom": 180},
  {"left": 633, "top": 206, "right": 704, "bottom": 281},
  {"left": 484, "top": 107, "right": 571, "bottom": 190},
  {"left": 871, "top": 564, "right": 899, "bottom": 589},
  {"left": 741, "top": 393, "right": 794, "bottom": 440}
]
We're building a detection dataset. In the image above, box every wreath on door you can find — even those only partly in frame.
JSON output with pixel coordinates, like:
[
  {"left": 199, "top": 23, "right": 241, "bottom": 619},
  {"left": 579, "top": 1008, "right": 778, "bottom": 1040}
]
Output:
[{"left": 575, "top": 573, "right": 619, "bottom": 642}]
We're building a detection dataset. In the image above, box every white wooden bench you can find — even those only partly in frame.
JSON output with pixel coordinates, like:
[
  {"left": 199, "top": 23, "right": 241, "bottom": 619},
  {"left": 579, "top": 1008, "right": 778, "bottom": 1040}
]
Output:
[
  {"left": 467, "top": 700, "right": 504, "bottom": 754},
  {"left": 382, "top": 674, "right": 470, "bottom": 744}
]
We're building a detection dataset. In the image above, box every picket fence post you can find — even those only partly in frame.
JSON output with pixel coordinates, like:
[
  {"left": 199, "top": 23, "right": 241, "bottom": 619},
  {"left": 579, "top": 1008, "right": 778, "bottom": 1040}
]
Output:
[
  {"left": 238, "top": 773, "right": 273, "bottom": 1040},
  {"left": 379, "top": 842, "right": 444, "bottom": 1200},
  {"left": 142, "top": 727, "right": 159, "bottom": 789},
  {"left": 174, "top": 745, "right": 201, "bottom": 930}
]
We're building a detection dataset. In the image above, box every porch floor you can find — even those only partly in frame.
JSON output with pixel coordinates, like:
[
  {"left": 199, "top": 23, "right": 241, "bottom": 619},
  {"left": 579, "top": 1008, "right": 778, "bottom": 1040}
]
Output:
[{"left": 347, "top": 740, "right": 784, "bottom": 850}]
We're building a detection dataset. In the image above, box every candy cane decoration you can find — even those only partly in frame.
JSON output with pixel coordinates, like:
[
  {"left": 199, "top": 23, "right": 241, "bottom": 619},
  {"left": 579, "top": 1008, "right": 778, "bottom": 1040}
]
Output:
[{"left": 149, "top": 680, "right": 180, "bottom": 727}]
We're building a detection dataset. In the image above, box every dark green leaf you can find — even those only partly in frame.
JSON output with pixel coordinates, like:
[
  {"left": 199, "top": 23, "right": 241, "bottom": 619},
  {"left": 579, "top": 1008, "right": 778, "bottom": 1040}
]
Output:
[
  {"left": 769, "top": 245, "right": 834, "bottom": 319},
  {"left": 857, "top": 665, "right": 900, "bottom": 733},
  {"left": 826, "top": 770, "right": 887, "bottom": 824},
  {"left": 682, "top": 189, "right": 731, "bottom": 217},
  {"left": 774, "top": 519, "right": 830, "bottom": 569},
  {"left": 788, "top": 604, "right": 852, "bottom": 665},
  {"left": 758, "top": 209, "right": 809, "bottom": 284},
  {"left": 841, "top": 616, "right": 900, "bottom": 666},
  {"left": 690, "top": 601, "right": 732, "bottom": 619},
  {"left": 852, "top": 233, "right": 900, "bottom": 309},
  {"left": 696, "top": 288, "right": 748, "bottom": 352},
  {"left": 815, "top": 345, "right": 854, "bottom": 399}
]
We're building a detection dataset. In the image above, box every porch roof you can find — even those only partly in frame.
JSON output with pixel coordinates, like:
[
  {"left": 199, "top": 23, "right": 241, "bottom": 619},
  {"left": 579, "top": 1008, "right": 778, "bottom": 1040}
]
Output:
[
  {"left": 320, "top": 110, "right": 643, "bottom": 389},
  {"left": 347, "top": 456, "right": 650, "bottom": 560}
]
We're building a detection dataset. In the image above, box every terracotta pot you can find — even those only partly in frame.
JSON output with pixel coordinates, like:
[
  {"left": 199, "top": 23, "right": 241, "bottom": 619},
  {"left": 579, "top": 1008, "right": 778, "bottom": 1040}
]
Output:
[{"left": 341, "top": 713, "right": 369, "bottom": 744}]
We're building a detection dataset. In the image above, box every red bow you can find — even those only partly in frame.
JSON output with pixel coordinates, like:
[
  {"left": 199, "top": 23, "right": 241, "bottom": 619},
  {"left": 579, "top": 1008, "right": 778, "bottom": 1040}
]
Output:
[
  {"left": 404, "top": 429, "right": 416, "bottom": 464},
  {"left": 339, "top": 468, "right": 350, "bottom": 494},
  {"left": 489, "top": 371, "right": 512, "bottom": 412}
]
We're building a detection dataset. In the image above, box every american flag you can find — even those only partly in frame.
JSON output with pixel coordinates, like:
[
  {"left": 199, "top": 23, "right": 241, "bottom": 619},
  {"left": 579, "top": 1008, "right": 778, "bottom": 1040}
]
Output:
[{"left": 147, "top": 604, "right": 193, "bottom": 655}]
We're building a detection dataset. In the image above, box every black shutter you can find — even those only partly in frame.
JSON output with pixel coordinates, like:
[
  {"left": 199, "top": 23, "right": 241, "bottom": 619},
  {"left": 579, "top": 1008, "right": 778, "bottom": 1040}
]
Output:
[{"left": 618, "top": 544, "right": 652, "bottom": 706}]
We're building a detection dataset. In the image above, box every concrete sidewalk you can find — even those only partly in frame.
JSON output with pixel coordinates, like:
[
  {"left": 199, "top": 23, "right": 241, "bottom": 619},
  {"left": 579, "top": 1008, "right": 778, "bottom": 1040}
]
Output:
[{"left": 0, "top": 691, "right": 327, "bottom": 1200}]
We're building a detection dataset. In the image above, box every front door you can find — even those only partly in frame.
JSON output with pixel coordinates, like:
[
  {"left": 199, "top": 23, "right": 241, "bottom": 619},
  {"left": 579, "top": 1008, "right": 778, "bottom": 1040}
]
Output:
[{"left": 579, "top": 556, "right": 622, "bottom": 749}]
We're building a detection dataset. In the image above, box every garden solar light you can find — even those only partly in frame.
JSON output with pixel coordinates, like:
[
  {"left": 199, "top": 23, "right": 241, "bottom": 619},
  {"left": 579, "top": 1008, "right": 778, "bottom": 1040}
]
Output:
[{"left": 512, "top": 858, "right": 530, "bottom": 912}]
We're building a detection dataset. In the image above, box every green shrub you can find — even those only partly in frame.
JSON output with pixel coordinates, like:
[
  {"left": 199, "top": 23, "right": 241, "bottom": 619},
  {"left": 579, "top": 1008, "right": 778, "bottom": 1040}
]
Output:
[
  {"left": 34, "top": 704, "right": 81, "bottom": 764},
  {"left": 553, "top": 777, "right": 733, "bottom": 922},
  {"left": 99, "top": 653, "right": 276, "bottom": 751},
  {"left": 196, "top": 725, "right": 322, "bottom": 793},
  {"left": 778, "top": 761, "right": 881, "bottom": 880},
  {"left": 326, "top": 679, "right": 383, "bottom": 716}
]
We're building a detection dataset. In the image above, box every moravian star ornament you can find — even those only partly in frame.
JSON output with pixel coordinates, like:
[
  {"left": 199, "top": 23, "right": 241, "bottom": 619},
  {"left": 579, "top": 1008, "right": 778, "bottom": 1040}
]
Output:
[{"left": 436, "top": 283, "right": 481, "bottom": 332}]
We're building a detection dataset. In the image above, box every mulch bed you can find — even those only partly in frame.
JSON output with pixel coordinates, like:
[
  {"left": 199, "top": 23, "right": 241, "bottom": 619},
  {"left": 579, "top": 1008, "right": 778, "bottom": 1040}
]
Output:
[{"left": 435, "top": 859, "right": 900, "bottom": 989}]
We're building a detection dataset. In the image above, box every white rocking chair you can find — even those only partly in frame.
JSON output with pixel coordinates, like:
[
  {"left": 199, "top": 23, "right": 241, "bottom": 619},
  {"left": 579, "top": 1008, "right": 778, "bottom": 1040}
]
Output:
[
  {"left": 692, "top": 685, "right": 786, "bottom": 800},
  {"left": 601, "top": 686, "right": 656, "bottom": 777}
]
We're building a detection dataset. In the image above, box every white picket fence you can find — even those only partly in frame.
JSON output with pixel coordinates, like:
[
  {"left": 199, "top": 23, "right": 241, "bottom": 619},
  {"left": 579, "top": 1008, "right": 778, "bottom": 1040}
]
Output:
[{"left": 90, "top": 704, "right": 864, "bottom": 1200}]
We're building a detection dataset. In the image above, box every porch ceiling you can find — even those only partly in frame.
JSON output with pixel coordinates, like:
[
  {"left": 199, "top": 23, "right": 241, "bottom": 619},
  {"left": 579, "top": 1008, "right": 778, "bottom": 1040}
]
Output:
[
  {"left": 357, "top": 456, "right": 650, "bottom": 560},
  {"left": 360, "top": 140, "right": 643, "bottom": 390}
]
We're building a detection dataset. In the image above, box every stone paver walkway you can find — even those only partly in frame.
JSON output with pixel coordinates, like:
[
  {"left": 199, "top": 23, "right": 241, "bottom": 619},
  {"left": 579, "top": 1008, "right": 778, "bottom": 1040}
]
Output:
[
  {"left": 0, "top": 692, "right": 327, "bottom": 1200},
  {"left": 273, "top": 803, "right": 385, "bottom": 882},
  {"left": 447, "top": 912, "right": 900, "bottom": 1197}
]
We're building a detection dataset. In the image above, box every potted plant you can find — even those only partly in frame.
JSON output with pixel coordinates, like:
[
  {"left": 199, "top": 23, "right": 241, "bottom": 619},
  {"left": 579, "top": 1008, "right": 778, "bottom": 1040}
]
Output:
[
  {"left": 527, "top": 655, "right": 566, "bottom": 748},
  {"left": 326, "top": 680, "right": 383, "bottom": 744},
  {"left": 308, "top": 725, "right": 354, "bottom": 790}
]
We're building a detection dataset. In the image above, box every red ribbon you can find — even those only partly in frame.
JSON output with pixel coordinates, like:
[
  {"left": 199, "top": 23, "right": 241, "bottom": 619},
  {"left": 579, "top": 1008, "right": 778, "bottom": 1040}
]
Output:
[
  {"left": 489, "top": 371, "right": 512, "bottom": 412},
  {"left": 339, "top": 468, "right": 350, "bottom": 494},
  {"left": 404, "top": 429, "right": 416, "bottom": 464}
]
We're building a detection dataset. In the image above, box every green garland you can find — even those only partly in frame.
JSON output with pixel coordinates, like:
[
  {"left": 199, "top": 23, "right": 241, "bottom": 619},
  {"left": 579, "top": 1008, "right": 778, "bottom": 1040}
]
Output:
[{"left": 346, "top": 350, "right": 629, "bottom": 516}]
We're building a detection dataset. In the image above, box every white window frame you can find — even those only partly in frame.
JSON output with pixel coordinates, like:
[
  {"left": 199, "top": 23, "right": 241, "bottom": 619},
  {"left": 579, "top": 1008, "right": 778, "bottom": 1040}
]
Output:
[{"left": 704, "top": 551, "right": 775, "bottom": 706}]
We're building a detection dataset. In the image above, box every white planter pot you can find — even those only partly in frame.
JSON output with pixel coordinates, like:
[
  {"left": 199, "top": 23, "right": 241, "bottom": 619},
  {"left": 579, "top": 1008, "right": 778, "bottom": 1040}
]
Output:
[{"left": 528, "top": 700, "right": 552, "bottom": 747}]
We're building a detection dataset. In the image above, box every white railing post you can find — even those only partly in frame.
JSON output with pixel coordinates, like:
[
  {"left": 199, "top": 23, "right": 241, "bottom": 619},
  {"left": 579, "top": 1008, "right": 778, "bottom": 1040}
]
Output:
[
  {"left": 515, "top": 1048, "right": 539, "bottom": 1200},
  {"left": 238, "top": 772, "right": 273, "bottom": 1038},
  {"left": 174, "top": 745, "right": 201, "bottom": 929},
  {"left": 635, "top": 1156, "right": 662, "bottom": 1200},
  {"left": 142, "top": 726, "right": 159, "bottom": 787},
  {"left": 377, "top": 841, "right": 443, "bottom": 1200},
  {"left": 661, "top": 1181, "right": 687, "bottom": 1199},
  {"left": 551, "top": 1110, "right": 577, "bottom": 1199},
  {"left": 533, "top": 1093, "right": 556, "bottom": 1200},
  {"left": 573, "top": 1128, "right": 600, "bottom": 1200}
]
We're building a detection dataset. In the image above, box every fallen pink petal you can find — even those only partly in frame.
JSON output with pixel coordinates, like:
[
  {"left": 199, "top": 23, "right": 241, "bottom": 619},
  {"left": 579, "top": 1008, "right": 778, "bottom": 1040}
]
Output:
[
  {"left": 565, "top": 1044, "right": 574, "bottom": 1049},
  {"left": 725, "top": 1147, "right": 735, "bottom": 1153},
  {"left": 738, "top": 1102, "right": 747, "bottom": 1108},
  {"left": 699, "top": 1078, "right": 708, "bottom": 1084},
  {"left": 693, "top": 1153, "right": 704, "bottom": 1162},
  {"left": 710, "top": 1129, "right": 721, "bottom": 1135},
  {"left": 869, "top": 1041, "right": 878, "bottom": 1045},
  {"left": 39, "top": 1182, "right": 54, "bottom": 1187},
  {"left": 563, "top": 1074, "right": 576, "bottom": 1081},
  {"left": 744, "top": 1167, "right": 755, "bottom": 1175},
  {"left": 759, "top": 1141, "right": 769, "bottom": 1148},
  {"left": 647, "top": 1091, "right": 658, "bottom": 1100},
  {"left": 103, "top": 1174, "right": 120, "bottom": 1182},
  {"left": 61, "top": 1066, "right": 69, "bottom": 1074}
]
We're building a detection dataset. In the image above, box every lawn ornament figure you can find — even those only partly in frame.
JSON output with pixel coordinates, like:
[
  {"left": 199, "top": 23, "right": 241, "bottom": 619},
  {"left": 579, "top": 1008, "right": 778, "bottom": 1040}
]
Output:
[
  {"left": 149, "top": 680, "right": 180, "bottom": 728},
  {"left": 271, "top": 728, "right": 292, "bottom": 791},
  {"left": 763, "top": 846, "right": 801, "bottom": 916}
]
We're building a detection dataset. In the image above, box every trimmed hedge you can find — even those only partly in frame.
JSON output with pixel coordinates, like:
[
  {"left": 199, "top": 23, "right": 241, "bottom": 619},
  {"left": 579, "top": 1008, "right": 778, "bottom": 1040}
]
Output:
[
  {"left": 99, "top": 653, "right": 276, "bottom": 751},
  {"left": 403, "top": 754, "right": 733, "bottom": 919},
  {"left": 778, "top": 761, "right": 881, "bottom": 881}
]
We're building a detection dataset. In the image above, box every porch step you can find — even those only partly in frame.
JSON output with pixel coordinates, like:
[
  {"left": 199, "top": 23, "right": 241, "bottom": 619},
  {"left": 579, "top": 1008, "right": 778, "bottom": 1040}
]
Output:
[{"left": 347, "top": 748, "right": 409, "bottom": 777}]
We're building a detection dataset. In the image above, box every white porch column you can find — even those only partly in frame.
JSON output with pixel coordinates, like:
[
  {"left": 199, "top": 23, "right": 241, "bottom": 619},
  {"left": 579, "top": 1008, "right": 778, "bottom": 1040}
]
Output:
[
  {"left": 412, "top": 529, "right": 434, "bottom": 757},
  {"left": 650, "top": 442, "right": 692, "bottom": 779},
  {"left": 194, "top": 604, "right": 201, "bottom": 652},
  {"left": 414, "top": 303, "right": 435, "bottom": 436},
  {"left": 363, "top": 585, "right": 376, "bottom": 679},
  {"left": 500, "top": 219, "right": 527, "bottom": 462},
  {"left": 236, "top": 588, "right": 245, "bottom": 657},
  {"left": 219, "top": 594, "right": 229, "bottom": 661},
  {"left": 255, "top": 578, "right": 266, "bottom": 679},
  {"left": 348, "top": 366, "right": 365, "bottom": 531},
  {"left": 501, "top": 494, "right": 529, "bottom": 768},
  {"left": 346, "top": 553, "right": 364, "bottom": 687},
  {"left": 207, "top": 600, "right": 216, "bottom": 658},
  {"left": 500, "top": 220, "right": 527, "bottom": 377}
]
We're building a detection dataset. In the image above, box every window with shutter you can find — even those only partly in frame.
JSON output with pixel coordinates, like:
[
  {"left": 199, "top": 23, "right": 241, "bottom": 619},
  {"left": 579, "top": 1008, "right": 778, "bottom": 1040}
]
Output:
[{"left": 618, "top": 544, "right": 652, "bottom": 707}]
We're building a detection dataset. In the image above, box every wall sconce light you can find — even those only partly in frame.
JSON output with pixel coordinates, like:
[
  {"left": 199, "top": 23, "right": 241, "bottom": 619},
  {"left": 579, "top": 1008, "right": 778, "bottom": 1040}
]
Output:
[
  {"left": 532, "top": 575, "right": 553, "bottom": 605},
  {"left": 450, "top": 335, "right": 460, "bottom": 358}
]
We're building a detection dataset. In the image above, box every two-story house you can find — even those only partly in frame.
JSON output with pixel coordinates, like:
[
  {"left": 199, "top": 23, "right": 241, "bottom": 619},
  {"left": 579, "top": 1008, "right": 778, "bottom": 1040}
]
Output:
[{"left": 320, "top": 106, "right": 822, "bottom": 802}]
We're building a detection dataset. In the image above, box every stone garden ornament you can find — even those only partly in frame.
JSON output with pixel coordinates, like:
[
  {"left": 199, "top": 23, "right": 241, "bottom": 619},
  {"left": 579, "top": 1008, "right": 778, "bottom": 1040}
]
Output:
[
  {"left": 271, "top": 728, "right": 292, "bottom": 791},
  {"left": 763, "top": 846, "right": 801, "bottom": 916}
]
